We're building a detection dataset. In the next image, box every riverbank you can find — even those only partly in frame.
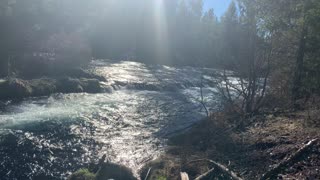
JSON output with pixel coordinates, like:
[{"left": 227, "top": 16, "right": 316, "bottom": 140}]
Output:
[
  {"left": 140, "top": 109, "right": 320, "bottom": 179},
  {"left": 0, "top": 69, "right": 108, "bottom": 101}
]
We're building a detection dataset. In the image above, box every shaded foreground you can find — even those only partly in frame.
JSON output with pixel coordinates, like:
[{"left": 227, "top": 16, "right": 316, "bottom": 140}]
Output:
[{"left": 141, "top": 110, "right": 320, "bottom": 179}]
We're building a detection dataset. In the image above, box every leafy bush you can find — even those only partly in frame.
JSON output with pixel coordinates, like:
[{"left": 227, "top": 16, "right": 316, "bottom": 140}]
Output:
[
  {"left": 68, "top": 169, "right": 95, "bottom": 180},
  {"left": 157, "top": 176, "right": 167, "bottom": 180}
]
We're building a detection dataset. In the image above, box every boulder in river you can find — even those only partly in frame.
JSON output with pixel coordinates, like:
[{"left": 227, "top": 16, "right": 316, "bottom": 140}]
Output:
[
  {"left": 0, "top": 77, "right": 104, "bottom": 100},
  {"left": 57, "top": 77, "right": 84, "bottom": 93},
  {"left": 29, "top": 78, "right": 58, "bottom": 96},
  {"left": 0, "top": 78, "right": 33, "bottom": 99},
  {"left": 57, "top": 77, "right": 102, "bottom": 93},
  {"left": 79, "top": 78, "right": 102, "bottom": 93}
]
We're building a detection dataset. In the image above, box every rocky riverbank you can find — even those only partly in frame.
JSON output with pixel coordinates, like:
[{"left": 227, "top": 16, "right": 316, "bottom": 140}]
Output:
[{"left": 0, "top": 69, "right": 108, "bottom": 101}]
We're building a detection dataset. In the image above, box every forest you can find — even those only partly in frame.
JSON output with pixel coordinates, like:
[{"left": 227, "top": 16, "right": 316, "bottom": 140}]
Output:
[{"left": 0, "top": 0, "right": 320, "bottom": 179}]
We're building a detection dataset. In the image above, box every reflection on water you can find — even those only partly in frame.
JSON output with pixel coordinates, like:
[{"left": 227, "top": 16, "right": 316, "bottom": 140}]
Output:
[{"left": 0, "top": 60, "right": 220, "bottom": 179}]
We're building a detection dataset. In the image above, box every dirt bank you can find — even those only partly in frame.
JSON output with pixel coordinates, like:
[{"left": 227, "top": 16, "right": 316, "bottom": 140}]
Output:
[{"left": 140, "top": 110, "right": 320, "bottom": 179}]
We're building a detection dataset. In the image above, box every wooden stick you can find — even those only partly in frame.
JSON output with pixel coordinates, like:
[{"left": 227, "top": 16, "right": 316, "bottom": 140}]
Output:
[
  {"left": 260, "top": 139, "right": 318, "bottom": 180},
  {"left": 144, "top": 168, "right": 152, "bottom": 180},
  {"left": 194, "top": 168, "right": 215, "bottom": 180},
  {"left": 209, "top": 160, "right": 244, "bottom": 180},
  {"left": 200, "top": 76, "right": 209, "bottom": 117},
  {"left": 188, "top": 159, "right": 243, "bottom": 180}
]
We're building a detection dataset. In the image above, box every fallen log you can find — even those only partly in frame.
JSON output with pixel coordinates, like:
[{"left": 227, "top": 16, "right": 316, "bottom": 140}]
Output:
[
  {"left": 209, "top": 160, "right": 243, "bottom": 180},
  {"left": 260, "top": 138, "right": 318, "bottom": 180},
  {"left": 188, "top": 159, "right": 243, "bottom": 180}
]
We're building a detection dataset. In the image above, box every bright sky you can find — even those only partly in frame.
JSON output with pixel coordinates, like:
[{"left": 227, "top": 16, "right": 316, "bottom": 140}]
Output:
[{"left": 203, "top": 0, "right": 232, "bottom": 17}]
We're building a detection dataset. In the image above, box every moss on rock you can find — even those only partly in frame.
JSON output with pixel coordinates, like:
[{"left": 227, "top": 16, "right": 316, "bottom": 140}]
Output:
[{"left": 69, "top": 163, "right": 137, "bottom": 180}]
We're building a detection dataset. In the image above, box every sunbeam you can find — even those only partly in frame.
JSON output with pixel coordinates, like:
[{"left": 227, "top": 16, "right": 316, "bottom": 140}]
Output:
[{"left": 152, "top": 0, "right": 170, "bottom": 64}]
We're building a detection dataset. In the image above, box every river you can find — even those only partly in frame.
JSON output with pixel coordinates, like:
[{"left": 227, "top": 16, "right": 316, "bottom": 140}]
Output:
[{"left": 0, "top": 60, "right": 220, "bottom": 180}]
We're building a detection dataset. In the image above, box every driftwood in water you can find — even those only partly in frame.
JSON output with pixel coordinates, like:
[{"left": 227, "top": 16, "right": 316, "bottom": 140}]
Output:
[
  {"left": 180, "top": 172, "right": 190, "bottom": 180},
  {"left": 260, "top": 139, "right": 318, "bottom": 180},
  {"left": 188, "top": 159, "right": 243, "bottom": 180}
]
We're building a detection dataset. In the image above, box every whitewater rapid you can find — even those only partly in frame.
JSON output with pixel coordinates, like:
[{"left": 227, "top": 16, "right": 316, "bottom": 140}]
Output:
[{"left": 0, "top": 60, "right": 220, "bottom": 179}]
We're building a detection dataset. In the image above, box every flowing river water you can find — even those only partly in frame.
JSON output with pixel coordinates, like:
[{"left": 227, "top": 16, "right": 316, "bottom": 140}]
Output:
[{"left": 0, "top": 60, "right": 221, "bottom": 180}]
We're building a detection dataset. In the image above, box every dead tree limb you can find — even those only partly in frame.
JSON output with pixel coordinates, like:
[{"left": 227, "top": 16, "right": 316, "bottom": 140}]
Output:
[
  {"left": 194, "top": 168, "right": 215, "bottom": 180},
  {"left": 255, "top": 46, "right": 272, "bottom": 111},
  {"left": 209, "top": 160, "right": 243, "bottom": 180},
  {"left": 144, "top": 168, "right": 152, "bottom": 180},
  {"left": 260, "top": 139, "right": 318, "bottom": 180},
  {"left": 188, "top": 159, "right": 244, "bottom": 180},
  {"left": 221, "top": 70, "right": 242, "bottom": 114},
  {"left": 200, "top": 76, "right": 209, "bottom": 117}
]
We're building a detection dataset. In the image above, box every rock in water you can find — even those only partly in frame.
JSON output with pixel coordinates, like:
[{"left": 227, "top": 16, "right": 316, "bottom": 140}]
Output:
[{"left": 0, "top": 78, "right": 33, "bottom": 99}]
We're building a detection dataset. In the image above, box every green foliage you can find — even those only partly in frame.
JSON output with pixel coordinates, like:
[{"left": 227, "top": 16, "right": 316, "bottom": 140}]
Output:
[
  {"left": 233, "top": 0, "right": 320, "bottom": 103},
  {"left": 69, "top": 163, "right": 137, "bottom": 180},
  {"left": 157, "top": 176, "right": 167, "bottom": 180},
  {"left": 68, "top": 169, "right": 95, "bottom": 180}
]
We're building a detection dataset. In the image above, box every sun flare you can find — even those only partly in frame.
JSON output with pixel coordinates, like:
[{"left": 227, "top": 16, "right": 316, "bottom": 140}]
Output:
[{"left": 153, "top": 0, "right": 170, "bottom": 63}]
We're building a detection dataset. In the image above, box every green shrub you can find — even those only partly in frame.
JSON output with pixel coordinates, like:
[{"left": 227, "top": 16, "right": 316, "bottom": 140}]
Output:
[
  {"left": 157, "top": 176, "right": 167, "bottom": 180},
  {"left": 68, "top": 169, "right": 95, "bottom": 180}
]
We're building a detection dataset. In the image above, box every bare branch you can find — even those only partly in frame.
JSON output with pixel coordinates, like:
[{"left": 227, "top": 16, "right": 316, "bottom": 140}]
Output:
[
  {"left": 188, "top": 159, "right": 244, "bottom": 180},
  {"left": 260, "top": 139, "right": 318, "bottom": 180},
  {"left": 200, "top": 76, "right": 209, "bottom": 117}
]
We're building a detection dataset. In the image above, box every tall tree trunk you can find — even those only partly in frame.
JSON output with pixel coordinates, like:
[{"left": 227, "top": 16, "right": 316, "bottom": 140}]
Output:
[
  {"left": 245, "top": 9, "right": 257, "bottom": 114},
  {"left": 292, "top": 21, "right": 308, "bottom": 104}
]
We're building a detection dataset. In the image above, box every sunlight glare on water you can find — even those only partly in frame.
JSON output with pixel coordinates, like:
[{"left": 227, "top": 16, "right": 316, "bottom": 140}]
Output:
[{"left": 0, "top": 60, "right": 220, "bottom": 179}]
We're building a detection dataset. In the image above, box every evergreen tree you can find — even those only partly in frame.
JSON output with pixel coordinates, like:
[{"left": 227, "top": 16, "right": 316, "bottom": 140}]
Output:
[{"left": 220, "top": 1, "right": 240, "bottom": 67}]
